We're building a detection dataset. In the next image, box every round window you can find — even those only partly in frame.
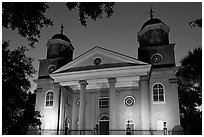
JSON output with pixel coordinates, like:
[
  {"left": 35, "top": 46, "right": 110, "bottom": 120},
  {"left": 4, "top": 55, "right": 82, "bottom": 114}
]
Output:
[
  {"left": 48, "top": 65, "right": 56, "bottom": 74},
  {"left": 124, "top": 96, "right": 135, "bottom": 107},
  {"left": 94, "top": 57, "right": 102, "bottom": 65},
  {"left": 151, "top": 54, "right": 162, "bottom": 63}
]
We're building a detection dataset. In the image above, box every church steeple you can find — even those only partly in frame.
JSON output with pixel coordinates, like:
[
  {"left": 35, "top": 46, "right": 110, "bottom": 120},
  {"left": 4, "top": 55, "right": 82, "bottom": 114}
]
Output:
[
  {"left": 38, "top": 25, "right": 75, "bottom": 78},
  {"left": 137, "top": 9, "right": 175, "bottom": 67}
]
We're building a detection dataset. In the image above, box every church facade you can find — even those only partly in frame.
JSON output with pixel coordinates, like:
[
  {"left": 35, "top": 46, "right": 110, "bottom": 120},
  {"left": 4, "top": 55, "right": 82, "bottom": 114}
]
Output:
[{"left": 33, "top": 15, "right": 180, "bottom": 135}]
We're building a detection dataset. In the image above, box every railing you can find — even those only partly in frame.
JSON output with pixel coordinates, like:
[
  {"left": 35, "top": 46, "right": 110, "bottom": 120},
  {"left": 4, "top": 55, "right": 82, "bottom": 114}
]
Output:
[{"left": 27, "top": 129, "right": 184, "bottom": 135}]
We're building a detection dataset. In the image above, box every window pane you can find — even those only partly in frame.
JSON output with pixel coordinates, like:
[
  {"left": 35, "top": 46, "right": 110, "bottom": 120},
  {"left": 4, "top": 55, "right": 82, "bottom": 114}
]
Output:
[
  {"left": 153, "top": 84, "right": 158, "bottom": 88},
  {"left": 159, "top": 95, "right": 164, "bottom": 101},
  {"left": 159, "top": 89, "right": 163, "bottom": 94},
  {"left": 102, "top": 101, "right": 109, "bottom": 105},
  {"left": 50, "top": 101, "right": 53, "bottom": 106},
  {"left": 50, "top": 95, "right": 53, "bottom": 100},
  {"left": 99, "top": 98, "right": 109, "bottom": 108},
  {"left": 153, "top": 95, "right": 158, "bottom": 101},
  {"left": 46, "top": 101, "right": 49, "bottom": 106},
  {"left": 153, "top": 89, "right": 158, "bottom": 95},
  {"left": 158, "top": 84, "right": 163, "bottom": 88}
]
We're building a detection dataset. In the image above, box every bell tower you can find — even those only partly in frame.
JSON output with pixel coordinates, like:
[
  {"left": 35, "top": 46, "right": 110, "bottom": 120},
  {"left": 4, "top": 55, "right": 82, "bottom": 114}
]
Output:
[
  {"left": 137, "top": 8, "right": 175, "bottom": 67},
  {"left": 38, "top": 25, "right": 74, "bottom": 78}
]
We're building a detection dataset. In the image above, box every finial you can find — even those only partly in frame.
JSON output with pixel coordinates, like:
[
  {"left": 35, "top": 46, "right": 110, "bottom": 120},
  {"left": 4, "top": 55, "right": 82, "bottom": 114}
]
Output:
[
  {"left": 60, "top": 24, "right": 64, "bottom": 35},
  {"left": 148, "top": 6, "right": 154, "bottom": 19}
]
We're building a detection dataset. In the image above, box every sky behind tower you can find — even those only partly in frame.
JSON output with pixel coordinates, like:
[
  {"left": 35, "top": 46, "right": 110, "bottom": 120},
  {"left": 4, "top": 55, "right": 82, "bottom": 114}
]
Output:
[{"left": 2, "top": 2, "right": 202, "bottom": 92}]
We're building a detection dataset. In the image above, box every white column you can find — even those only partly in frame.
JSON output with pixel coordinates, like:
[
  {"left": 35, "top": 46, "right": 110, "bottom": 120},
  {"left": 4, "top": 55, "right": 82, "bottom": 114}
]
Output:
[
  {"left": 78, "top": 80, "right": 88, "bottom": 134},
  {"left": 108, "top": 78, "right": 117, "bottom": 134},
  {"left": 140, "top": 76, "right": 150, "bottom": 131}
]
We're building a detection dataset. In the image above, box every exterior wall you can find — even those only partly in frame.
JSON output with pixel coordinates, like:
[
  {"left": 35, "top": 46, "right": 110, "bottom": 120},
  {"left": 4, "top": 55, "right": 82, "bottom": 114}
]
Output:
[
  {"left": 38, "top": 58, "right": 63, "bottom": 78},
  {"left": 149, "top": 67, "right": 180, "bottom": 131},
  {"left": 138, "top": 44, "right": 175, "bottom": 66},
  {"left": 35, "top": 68, "right": 180, "bottom": 134},
  {"left": 70, "top": 86, "right": 141, "bottom": 132},
  {"left": 63, "top": 87, "right": 73, "bottom": 130},
  {"left": 71, "top": 92, "right": 80, "bottom": 130},
  {"left": 58, "top": 87, "right": 73, "bottom": 134},
  {"left": 116, "top": 87, "right": 141, "bottom": 130},
  {"left": 35, "top": 79, "right": 61, "bottom": 134}
]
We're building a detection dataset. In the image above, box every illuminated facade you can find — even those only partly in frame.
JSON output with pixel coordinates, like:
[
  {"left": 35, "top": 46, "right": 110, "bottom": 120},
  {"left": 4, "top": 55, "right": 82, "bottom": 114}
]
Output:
[{"left": 33, "top": 16, "right": 180, "bottom": 135}]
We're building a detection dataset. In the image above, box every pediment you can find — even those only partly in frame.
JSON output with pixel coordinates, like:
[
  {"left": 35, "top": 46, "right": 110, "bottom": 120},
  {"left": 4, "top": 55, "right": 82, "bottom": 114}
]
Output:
[{"left": 54, "top": 46, "right": 148, "bottom": 74}]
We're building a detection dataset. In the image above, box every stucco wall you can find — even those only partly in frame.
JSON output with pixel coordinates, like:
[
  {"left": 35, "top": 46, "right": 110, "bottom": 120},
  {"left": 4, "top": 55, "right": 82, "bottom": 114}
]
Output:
[
  {"left": 35, "top": 80, "right": 60, "bottom": 133},
  {"left": 70, "top": 86, "right": 141, "bottom": 131},
  {"left": 150, "top": 67, "right": 180, "bottom": 130}
]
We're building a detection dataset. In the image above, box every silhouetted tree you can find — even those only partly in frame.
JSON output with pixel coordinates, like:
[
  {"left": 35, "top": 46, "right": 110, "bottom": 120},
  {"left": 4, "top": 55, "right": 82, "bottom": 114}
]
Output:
[
  {"left": 66, "top": 2, "right": 115, "bottom": 26},
  {"left": 2, "top": 2, "right": 115, "bottom": 134},
  {"left": 2, "top": 41, "right": 41, "bottom": 134},
  {"left": 177, "top": 47, "right": 202, "bottom": 135},
  {"left": 189, "top": 18, "right": 202, "bottom": 27},
  {"left": 2, "top": 2, "right": 53, "bottom": 47}
]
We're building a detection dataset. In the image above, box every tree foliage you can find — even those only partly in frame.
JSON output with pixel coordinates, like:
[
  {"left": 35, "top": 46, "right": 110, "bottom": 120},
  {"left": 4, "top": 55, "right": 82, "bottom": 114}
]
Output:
[
  {"left": 189, "top": 18, "right": 202, "bottom": 27},
  {"left": 2, "top": 41, "right": 41, "bottom": 134},
  {"left": 66, "top": 2, "right": 115, "bottom": 26},
  {"left": 2, "top": 2, "right": 53, "bottom": 47},
  {"left": 177, "top": 47, "right": 202, "bottom": 135},
  {"left": 2, "top": 2, "right": 116, "bottom": 134}
]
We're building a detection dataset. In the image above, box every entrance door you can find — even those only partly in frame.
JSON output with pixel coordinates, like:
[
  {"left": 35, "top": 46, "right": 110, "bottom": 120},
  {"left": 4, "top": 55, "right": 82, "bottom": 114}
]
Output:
[
  {"left": 99, "top": 114, "right": 109, "bottom": 135},
  {"left": 126, "top": 119, "right": 134, "bottom": 135}
]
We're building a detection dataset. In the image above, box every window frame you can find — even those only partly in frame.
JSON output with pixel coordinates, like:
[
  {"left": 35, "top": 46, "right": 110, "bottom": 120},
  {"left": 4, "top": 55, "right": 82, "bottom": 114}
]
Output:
[
  {"left": 99, "top": 114, "right": 109, "bottom": 121},
  {"left": 124, "top": 96, "right": 135, "bottom": 107},
  {"left": 45, "top": 90, "right": 54, "bottom": 108},
  {"left": 152, "top": 83, "right": 166, "bottom": 104},
  {"left": 98, "top": 97, "right": 109, "bottom": 108}
]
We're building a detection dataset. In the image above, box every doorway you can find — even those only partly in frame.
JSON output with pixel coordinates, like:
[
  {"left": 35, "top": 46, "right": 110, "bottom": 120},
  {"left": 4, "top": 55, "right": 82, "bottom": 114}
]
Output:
[
  {"left": 126, "top": 119, "right": 134, "bottom": 135},
  {"left": 99, "top": 114, "right": 109, "bottom": 135}
]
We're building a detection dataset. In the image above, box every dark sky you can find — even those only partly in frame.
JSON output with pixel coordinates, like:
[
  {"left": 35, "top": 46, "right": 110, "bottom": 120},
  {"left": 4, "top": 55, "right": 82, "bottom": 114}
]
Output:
[{"left": 2, "top": 2, "right": 202, "bottom": 92}]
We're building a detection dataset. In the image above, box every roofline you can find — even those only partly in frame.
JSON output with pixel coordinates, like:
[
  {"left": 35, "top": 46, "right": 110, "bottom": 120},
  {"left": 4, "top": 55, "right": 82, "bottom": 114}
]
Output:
[{"left": 73, "top": 46, "right": 140, "bottom": 62}]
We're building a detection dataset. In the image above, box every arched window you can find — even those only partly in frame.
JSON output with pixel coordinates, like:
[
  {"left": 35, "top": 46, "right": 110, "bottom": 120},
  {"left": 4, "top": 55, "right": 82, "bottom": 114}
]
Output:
[
  {"left": 99, "top": 114, "right": 109, "bottom": 121},
  {"left": 153, "top": 83, "right": 165, "bottom": 102},
  {"left": 45, "top": 90, "right": 54, "bottom": 107}
]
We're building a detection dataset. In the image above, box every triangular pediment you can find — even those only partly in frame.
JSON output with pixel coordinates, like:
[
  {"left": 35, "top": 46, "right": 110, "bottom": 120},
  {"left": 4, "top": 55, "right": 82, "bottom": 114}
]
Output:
[{"left": 54, "top": 46, "right": 148, "bottom": 73}]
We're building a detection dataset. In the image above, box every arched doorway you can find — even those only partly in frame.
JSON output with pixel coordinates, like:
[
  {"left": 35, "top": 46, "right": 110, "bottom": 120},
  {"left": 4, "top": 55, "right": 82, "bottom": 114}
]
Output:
[
  {"left": 126, "top": 119, "right": 134, "bottom": 135},
  {"left": 99, "top": 114, "right": 109, "bottom": 135}
]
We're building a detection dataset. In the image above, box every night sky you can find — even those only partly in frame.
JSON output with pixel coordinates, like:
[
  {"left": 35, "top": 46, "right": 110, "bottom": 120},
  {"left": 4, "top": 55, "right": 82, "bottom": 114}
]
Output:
[{"left": 2, "top": 2, "right": 202, "bottom": 92}]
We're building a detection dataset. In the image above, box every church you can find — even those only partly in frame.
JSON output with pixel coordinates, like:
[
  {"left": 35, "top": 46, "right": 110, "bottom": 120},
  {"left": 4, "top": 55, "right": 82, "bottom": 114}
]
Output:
[{"left": 33, "top": 11, "right": 181, "bottom": 135}]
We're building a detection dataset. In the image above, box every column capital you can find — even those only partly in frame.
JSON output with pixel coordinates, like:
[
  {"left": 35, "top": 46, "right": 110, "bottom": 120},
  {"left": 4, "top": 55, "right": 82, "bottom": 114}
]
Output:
[
  {"left": 79, "top": 80, "right": 88, "bottom": 85},
  {"left": 108, "top": 77, "right": 117, "bottom": 83}
]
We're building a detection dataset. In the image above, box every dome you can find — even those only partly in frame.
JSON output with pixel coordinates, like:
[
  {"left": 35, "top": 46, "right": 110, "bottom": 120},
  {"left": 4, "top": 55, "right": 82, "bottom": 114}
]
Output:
[
  {"left": 140, "top": 18, "right": 166, "bottom": 30},
  {"left": 51, "top": 34, "right": 71, "bottom": 42}
]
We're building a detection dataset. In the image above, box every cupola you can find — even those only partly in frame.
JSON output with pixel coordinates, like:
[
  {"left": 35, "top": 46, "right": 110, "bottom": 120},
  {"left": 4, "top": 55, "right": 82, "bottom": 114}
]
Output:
[
  {"left": 138, "top": 8, "right": 170, "bottom": 47},
  {"left": 46, "top": 25, "right": 74, "bottom": 62}
]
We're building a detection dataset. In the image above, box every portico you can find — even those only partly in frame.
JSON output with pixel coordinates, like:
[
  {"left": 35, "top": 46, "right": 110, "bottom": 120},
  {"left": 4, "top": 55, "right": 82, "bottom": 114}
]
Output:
[{"left": 50, "top": 52, "right": 151, "bottom": 134}]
